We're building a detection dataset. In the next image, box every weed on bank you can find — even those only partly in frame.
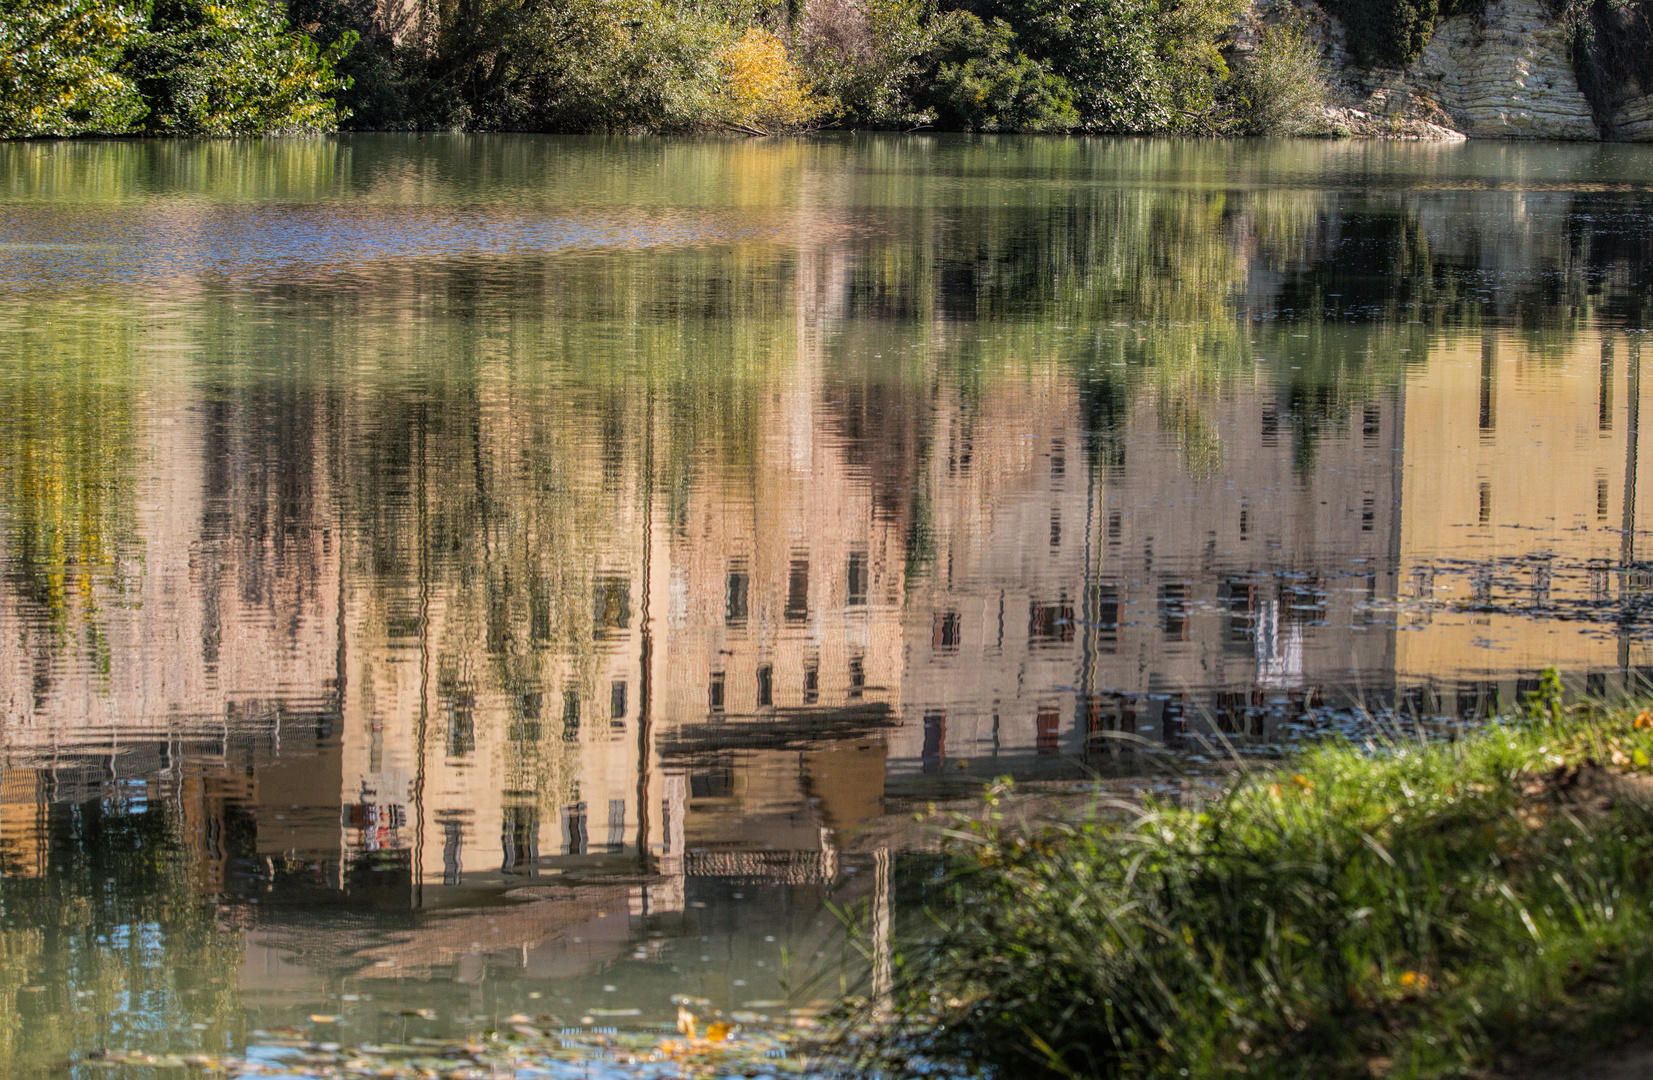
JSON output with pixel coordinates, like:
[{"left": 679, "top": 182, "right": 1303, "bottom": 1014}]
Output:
[{"left": 835, "top": 689, "right": 1653, "bottom": 1078}]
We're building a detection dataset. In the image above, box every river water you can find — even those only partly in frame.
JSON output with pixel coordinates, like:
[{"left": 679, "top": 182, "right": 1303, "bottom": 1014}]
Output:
[{"left": 1, "top": 134, "right": 1651, "bottom": 1076}]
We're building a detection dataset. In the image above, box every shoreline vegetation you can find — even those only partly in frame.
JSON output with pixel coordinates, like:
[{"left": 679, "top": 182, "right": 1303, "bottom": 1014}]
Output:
[
  {"left": 832, "top": 674, "right": 1653, "bottom": 1079},
  {"left": 11, "top": 0, "right": 1641, "bottom": 140}
]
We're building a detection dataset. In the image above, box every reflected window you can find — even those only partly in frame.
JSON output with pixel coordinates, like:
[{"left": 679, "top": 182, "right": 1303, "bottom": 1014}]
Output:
[
  {"left": 1480, "top": 335, "right": 1497, "bottom": 435},
  {"left": 1029, "top": 599, "right": 1075, "bottom": 647},
  {"left": 1107, "top": 510, "right": 1122, "bottom": 545},
  {"left": 1221, "top": 579, "right": 1255, "bottom": 648},
  {"left": 1036, "top": 703, "right": 1060, "bottom": 754},
  {"left": 1478, "top": 482, "right": 1492, "bottom": 526},
  {"left": 1362, "top": 496, "right": 1375, "bottom": 532},
  {"left": 933, "top": 611, "right": 962, "bottom": 651},
  {"left": 726, "top": 568, "right": 749, "bottom": 627},
  {"left": 849, "top": 655, "right": 865, "bottom": 700},
  {"left": 607, "top": 799, "right": 626, "bottom": 853},
  {"left": 561, "top": 802, "right": 587, "bottom": 855},
  {"left": 562, "top": 688, "right": 580, "bottom": 742},
  {"left": 610, "top": 681, "right": 627, "bottom": 724},
  {"left": 1362, "top": 404, "right": 1381, "bottom": 444},
  {"left": 593, "top": 576, "right": 631, "bottom": 638},
  {"left": 512, "top": 692, "right": 542, "bottom": 744},
  {"left": 1282, "top": 579, "right": 1325, "bottom": 624},
  {"left": 1215, "top": 691, "right": 1243, "bottom": 735},
  {"left": 1599, "top": 476, "right": 1610, "bottom": 521},
  {"left": 1261, "top": 406, "right": 1279, "bottom": 447},
  {"left": 1095, "top": 584, "right": 1120, "bottom": 654},
  {"left": 846, "top": 551, "right": 868, "bottom": 606},
  {"left": 786, "top": 557, "right": 810, "bottom": 622},
  {"left": 709, "top": 671, "right": 725, "bottom": 713},
  {"left": 756, "top": 664, "right": 773, "bottom": 708},
  {"left": 439, "top": 812, "right": 467, "bottom": 886},
  {"left": 502, "top": 806, "right": 538, "bottom": 876},
  {"left": 804, "top": 661, "right": 819, "bottom": 705},
  {"left": 1050, "top": 439, "right": 1066, "bottom": 480},
  {"left": 1049, "top": 509, "right": 1062, "bottom": 549},
  {"left": 1158, "top": 583, "right": 1189, "bottom": 641},
  {"left": 691, "top": 767, "right": 734, "bottom": 799}
]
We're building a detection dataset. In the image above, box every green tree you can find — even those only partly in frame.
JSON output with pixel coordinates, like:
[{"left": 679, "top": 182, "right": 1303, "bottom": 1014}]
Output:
[
  {"left": 978, "top": 0, "right": 1239, "bottom": 131},
  {"left": 122, "top": 0, "right": 354, "bottom": 134},
  {"left": 0, "top": 0, "right": 146, "bottom": 136},
  {"left": 918, "top": 10, "right": 1076, "bottom": 131}
]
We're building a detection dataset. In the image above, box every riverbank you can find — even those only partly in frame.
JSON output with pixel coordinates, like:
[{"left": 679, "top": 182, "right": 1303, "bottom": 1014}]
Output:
[
  {"left": 838, "top": 683, "right": 1653, "bottom": 1079},
  {"left": 11, "top": 0, "right": 1653, "bottom": 140}
]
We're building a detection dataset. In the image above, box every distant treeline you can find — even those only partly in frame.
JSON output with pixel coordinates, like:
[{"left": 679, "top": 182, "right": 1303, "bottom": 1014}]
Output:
[
  {"left": 6, "top": 0, "right": 1652, "bottom": 138},
  {"left": 1, "top": 0, "right": 1354, "bottom": 136}
]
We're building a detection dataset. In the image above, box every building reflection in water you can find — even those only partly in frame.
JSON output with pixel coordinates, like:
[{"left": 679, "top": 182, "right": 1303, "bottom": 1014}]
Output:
[
  {"left": 3, "top": 152, "right": 1653, "bottom": 1044},
  {"left": 5, "top": 323, "right": 1653, "bottom": 1011}
]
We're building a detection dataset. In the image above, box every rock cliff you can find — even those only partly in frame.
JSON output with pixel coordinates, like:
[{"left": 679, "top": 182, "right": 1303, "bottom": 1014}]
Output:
[{"left": 1284, "top": 0, "right": 1653, "bottom": 139}]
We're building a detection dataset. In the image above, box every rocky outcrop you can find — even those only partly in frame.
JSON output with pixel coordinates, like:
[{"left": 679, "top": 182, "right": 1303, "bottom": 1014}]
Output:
[
  {"left": 1607, "top": 92, "right": 1653, "bottom": 141},
  {"left": 1287, "top": 0, "right": 1653, "bottom": 139},
  {"left": 1414, "top": 0, "right": 1597, "bottom": 138},
  {"left": 1321, "top": 105, "right": 1468, "bottom": 138},
  {"left": 1326, "top": 0, "right": 1598, "bottom": 138}
]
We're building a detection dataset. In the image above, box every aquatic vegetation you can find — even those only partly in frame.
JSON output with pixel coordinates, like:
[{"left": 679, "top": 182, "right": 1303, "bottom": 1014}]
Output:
[{"left": 838, "top": 693, "right": 1653, "bottom": 1078}]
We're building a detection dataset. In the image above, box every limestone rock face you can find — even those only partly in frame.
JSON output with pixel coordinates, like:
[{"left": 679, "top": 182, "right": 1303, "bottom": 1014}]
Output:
[
  {"left": 1292, "top": 0, "right": 1653, "bottom": 140},
  {"left": 1416, "top": 0, "right": 1597, "bottom": 138},
  {"left": 1607, "top": 92, "right": 1653, "bottom": 142},
  {"left": 1339, "top": 0, "right": 1599, "bottom": 139}
]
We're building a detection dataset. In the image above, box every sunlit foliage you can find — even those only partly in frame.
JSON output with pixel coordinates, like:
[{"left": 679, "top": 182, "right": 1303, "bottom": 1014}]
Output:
[
  {"left": 124, "top": 0, "right": 354, "bottom": 134},
  {"left": 715, "top": 27, "right": 828, "bottom": 131},
  {"left": 0, "top": 0, "right": 145, "bottom": 135}
]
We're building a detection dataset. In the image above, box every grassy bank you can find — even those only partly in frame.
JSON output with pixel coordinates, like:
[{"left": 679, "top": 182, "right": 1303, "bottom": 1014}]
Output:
[{"left": 838, "top": 689, "right": 1653, "bottom": 1078}]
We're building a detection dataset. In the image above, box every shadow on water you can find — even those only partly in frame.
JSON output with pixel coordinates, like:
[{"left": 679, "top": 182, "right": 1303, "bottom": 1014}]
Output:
[{"left": 1, "top": 133, "right": 1652, "bottom": 1072}]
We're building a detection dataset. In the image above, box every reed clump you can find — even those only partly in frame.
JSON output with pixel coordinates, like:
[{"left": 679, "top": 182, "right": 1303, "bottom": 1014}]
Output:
[{"left": 838, "top": 691, "right": 1653, "bottom": 1078}]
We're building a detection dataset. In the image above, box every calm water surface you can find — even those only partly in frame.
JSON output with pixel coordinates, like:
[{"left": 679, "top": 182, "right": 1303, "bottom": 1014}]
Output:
[{"left": 2, "top": 134, "right": 1653, "bottom": 1076}]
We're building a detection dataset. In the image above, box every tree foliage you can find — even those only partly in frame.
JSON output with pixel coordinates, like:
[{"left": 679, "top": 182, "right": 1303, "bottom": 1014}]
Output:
[
  {"left": 716, "top": 27, "right": 828, "bottom": 131},
  {"left": 4, "top": 0, "right": 1254, "bottom": 137},
  {"left": 0, "top": 0, "right": 145, "bottom": 135},
  {"left": 0, "top": 0, "right": 351, "bottom": 135},
  {"left": 916, "top": 10, "right": 1075, "bottom": 131},
  {"left": 124, "top": 0, "right": 354, "bottom": 134},
  {"left": 1235, "top": 16, "right": 1328, "bottom": 134}
]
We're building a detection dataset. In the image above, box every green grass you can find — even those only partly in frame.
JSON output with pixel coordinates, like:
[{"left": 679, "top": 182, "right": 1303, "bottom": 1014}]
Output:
[{"left": 835, "top": 691, "right": 1653, "bottom": 1078}]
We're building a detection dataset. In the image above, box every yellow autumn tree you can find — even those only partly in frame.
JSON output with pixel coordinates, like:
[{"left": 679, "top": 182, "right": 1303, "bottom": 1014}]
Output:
[{"left": 713, "top": 28, "right": 827, "bottom": 132}]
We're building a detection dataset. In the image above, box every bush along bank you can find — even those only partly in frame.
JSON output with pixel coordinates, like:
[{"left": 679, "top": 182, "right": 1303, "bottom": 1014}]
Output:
[
  {"left": 3, "top": 0, "right": 1338, "bottom": 136},
  {"left": 0, "top": 0, "right": 353, "bottom": 135},
  {"left": 833, "top": 680, "right": 1653, "bottom": 1079}
]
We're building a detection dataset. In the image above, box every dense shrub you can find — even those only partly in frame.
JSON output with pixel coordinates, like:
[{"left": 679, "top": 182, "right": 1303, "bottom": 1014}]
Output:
[
  {"left": 124, "top": 0, "right": 353, "bottom": 134},
  {"left": 916, "top": 10, "right": 1075, "bottom": 130},
  {"left": 2, "top": 0, "right": 1253, "bottom": 136},
  {"left": 416, "top": 0, "right": 740, "bottom": 132},
  {"left": 1328, "top": 0, "right": 1435, "bottom": 66},
  {"left": 1326, "top": 0, "right": 1478, "bottom": 68},
  {"left": 796, "top": 0, "right": 938, "bottom": 126},
  {"left": 976, "top": 0, "right": 1241, "bottom": 132},
  {"left": 0, "top": 0, "right": 350, "bottom": 135},
  {"left": 0, "top": 0, "right": 145, "bottom": 135},
  {"left": 1235, "top": 16, "right": 1328, "bottom": 134},
  {"left": 715, "top": 27, "right": 827, "bottom": 131}
]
